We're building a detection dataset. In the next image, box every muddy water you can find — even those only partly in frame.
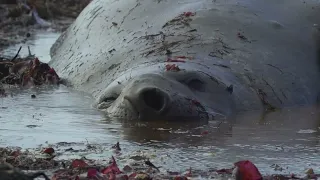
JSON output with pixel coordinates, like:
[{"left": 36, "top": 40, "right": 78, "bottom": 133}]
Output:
[
  {"left": 0, "top": 30, "right": 61, "bottom": 62},
  {"left": 1, "top": 31, "right": 320, "bottom": 177}
]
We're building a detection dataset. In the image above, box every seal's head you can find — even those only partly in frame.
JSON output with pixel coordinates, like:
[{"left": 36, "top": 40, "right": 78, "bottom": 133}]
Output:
[{"left": 95, "top": 59, "right": 238, "bottom": 122}]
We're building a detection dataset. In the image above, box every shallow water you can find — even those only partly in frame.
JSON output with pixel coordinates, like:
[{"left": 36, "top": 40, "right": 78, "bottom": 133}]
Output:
[
  {"left": 1, "top": 31, "right": 320, "bottom": 177},
  {"left": 0, "top": 30, "right": 61, "bottom": 62}
]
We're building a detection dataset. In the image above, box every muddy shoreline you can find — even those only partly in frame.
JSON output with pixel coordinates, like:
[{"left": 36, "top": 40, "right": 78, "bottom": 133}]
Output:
[
  {"left": 0, "top": 0, "right": 91, "bottom": 51},
  {"left": 1, "top": 143, "right": 319, "bottom": 180}
]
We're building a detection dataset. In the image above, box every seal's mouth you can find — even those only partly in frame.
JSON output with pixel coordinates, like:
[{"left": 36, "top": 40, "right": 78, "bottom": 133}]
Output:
[
  {"left": 194, "top": 102, "right": 210, "bottom": 121},
  {"left": 123, "top": 97, "right": 141, "bottom": 119},
  {"left": 123, "top": 95, "right": 210, "bottom": 122}
]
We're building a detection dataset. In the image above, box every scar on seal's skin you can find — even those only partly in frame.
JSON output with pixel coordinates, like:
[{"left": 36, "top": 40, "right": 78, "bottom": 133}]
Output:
[
  {"left": 266, "top": 64, "right": 283, "bottom": 74},
  {"left": 226, "top": 85, "right": 233, "bottom": 94}
]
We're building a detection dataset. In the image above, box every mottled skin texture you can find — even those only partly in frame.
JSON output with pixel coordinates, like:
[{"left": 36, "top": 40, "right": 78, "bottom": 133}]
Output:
[{"left": 49, "top": 0, "right": 320, "bottom": 122}]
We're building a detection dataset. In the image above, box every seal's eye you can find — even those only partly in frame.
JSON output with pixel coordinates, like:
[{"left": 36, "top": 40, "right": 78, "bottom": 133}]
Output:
[
  {"left": 97, "top": 95, "right": 119, "bottom": 109},
  {"left": 102, "top": 96, "right": 118, "bottom": 102},
  {"left": 186, "top": 79, "right": 205, "bottom": 92}
]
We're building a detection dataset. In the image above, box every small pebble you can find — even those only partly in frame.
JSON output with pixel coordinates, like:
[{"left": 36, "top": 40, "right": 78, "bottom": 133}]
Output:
[
  {"left": 305, "top": 168, "right": 314, "bottom": 175},
  {"left": 123, "top": 165, "right": 133, "bottom": 172}
]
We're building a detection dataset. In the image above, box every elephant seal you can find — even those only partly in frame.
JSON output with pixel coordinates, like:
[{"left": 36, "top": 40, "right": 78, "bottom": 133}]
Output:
[{"left": 49, "top": 0, "right": 320, "bottom": 122}]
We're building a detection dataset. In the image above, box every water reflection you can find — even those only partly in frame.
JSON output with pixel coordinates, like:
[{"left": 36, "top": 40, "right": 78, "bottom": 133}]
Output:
[
  {"left": 0, "top": 85, "right": 110, "bottom": 148},
  {"left": 104, "top": 106, "right": 320, "bottom": 148},
  {"left": 232, "top": 106, "right": 320, "bottom": 146},
  {"left": 99, "top": 105, "right": 320, "bottom": 174},
  {"left": 1, "top": 30, "right": 60, "bottom": 63},
  {"left": 107, "top": 117, "right": 232, "bottom": 147}
]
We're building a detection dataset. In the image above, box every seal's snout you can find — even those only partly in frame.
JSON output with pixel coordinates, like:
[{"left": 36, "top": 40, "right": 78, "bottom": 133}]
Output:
[
  {"left": 140, "top": 88, "right": 169, "bottom": 113},
  {"left": 124, "top": 86, "right": 170, "bottom": 119}
]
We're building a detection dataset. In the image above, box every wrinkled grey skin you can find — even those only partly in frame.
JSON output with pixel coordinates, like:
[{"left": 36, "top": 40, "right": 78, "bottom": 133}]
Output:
[{"left": 49, "top": 0, "right": 320, "bottom": 122}]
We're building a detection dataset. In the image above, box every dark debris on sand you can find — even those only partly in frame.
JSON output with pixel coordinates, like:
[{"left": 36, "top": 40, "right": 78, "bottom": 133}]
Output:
[
  {"left": 0, "top": 142, "right": 319, "bottom": 180},
  {"left": 0, "top": 46, "right": 61, "bottom": 90},
  {"left": 0, "top": 0, "right": 92, "bottom": 51}
]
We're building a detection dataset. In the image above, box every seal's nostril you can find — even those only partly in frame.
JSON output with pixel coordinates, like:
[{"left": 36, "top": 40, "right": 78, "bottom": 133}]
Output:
[{"left": 141, "top": 88, "right": 166, "bottom": 112}]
